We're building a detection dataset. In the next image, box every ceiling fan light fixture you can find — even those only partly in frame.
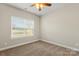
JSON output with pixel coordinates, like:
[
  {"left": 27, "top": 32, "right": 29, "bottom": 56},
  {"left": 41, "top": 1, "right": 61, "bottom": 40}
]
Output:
[{"left": 32, "top": 3, "right": 52, "bottom": 11}]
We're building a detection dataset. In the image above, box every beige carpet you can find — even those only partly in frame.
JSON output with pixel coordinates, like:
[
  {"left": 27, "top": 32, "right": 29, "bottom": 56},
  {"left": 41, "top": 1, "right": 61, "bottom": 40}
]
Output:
[{"left": 0, "top": 40, "right": 79, "bottom": 56}]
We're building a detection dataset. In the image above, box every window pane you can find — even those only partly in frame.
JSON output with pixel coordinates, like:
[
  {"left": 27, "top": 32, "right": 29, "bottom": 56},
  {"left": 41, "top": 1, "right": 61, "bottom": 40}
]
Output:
[{"left": 11, "top": 16, "right": 34, "bottom": 38}]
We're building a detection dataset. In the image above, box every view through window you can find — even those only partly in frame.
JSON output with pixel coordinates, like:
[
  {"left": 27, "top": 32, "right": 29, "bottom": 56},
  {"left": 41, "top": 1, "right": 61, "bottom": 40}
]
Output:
[{"left": 11, "top": 16, "right": 34, "bottom": 38}]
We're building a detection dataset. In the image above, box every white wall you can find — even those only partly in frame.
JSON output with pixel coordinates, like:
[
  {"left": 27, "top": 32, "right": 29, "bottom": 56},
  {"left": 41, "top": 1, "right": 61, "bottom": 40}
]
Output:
[
  {"left": 41, "top": 5, "right": 79, "bottom": 50},
  {"left": 0, "top": 4, "right": 40, "bottom": 50}
]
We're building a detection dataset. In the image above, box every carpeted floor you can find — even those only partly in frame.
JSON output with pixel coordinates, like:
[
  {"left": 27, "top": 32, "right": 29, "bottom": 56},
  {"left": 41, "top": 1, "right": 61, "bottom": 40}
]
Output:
[{"left": 0, "top": 40, "right": 79, "bottom": 56}]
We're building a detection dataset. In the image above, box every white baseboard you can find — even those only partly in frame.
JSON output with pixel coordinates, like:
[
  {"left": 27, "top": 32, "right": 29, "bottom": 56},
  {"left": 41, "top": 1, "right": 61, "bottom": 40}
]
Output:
[
  {"left": 0, "top": 40, "right": 38, "bottom": 51},
  {"left": 42, "top": 39, "right": 79, "bottom": 52},
  {"left": 1, "top": 39, "right": 79, "bottom": 52}
]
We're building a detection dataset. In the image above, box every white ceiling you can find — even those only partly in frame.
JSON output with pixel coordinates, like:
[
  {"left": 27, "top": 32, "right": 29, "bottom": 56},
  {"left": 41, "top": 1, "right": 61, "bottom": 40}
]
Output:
[{"left": 7, "top": 3, "right": 79, "bottom": 16}]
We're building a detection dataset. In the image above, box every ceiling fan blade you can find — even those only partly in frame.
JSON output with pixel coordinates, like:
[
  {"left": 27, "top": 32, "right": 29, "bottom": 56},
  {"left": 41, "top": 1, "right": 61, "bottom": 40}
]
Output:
[{"left": 45, "top": 3, "right": 52, "bottom": 6}]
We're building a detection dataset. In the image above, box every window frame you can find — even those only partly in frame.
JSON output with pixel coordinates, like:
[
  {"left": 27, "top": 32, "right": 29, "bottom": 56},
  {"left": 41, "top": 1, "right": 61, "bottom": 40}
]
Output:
[{"left": 11, "top": 16, "right": 34, "bottom": 39}]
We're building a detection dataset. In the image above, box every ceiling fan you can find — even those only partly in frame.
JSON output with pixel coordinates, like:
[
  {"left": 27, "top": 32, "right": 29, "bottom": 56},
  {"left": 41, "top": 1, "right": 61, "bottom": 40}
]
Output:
[{"left": 31, "top": 3, "right": 52, "bottom": 11}]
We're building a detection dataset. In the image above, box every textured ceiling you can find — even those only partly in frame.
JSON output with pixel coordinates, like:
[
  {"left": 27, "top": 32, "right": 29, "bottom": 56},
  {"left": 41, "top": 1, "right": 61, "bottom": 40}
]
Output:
[{"left": 7, "top": 3, "right": 79, "bottom": 16}]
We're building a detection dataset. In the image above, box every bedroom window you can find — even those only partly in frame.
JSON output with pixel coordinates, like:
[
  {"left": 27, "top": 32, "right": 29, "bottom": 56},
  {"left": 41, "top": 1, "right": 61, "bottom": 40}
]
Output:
[{"left": 11, "top": 16, "right": 34, "bottom": 38}]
